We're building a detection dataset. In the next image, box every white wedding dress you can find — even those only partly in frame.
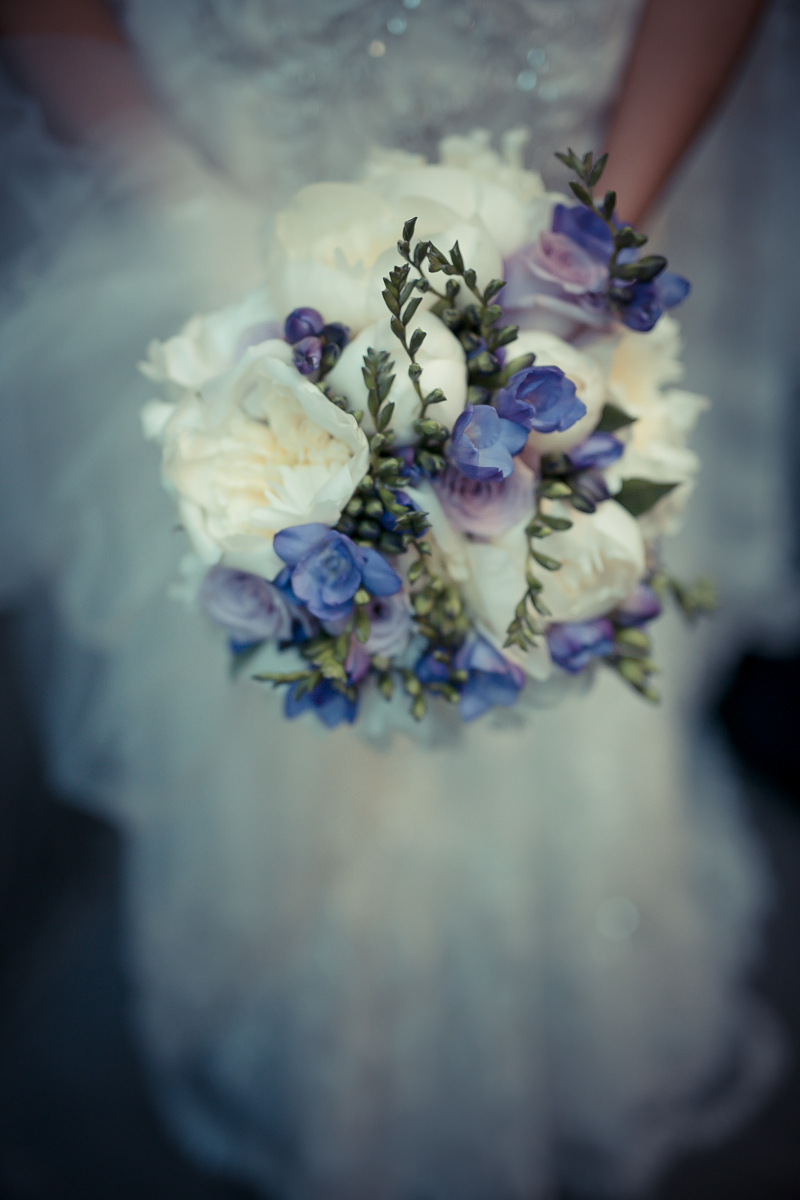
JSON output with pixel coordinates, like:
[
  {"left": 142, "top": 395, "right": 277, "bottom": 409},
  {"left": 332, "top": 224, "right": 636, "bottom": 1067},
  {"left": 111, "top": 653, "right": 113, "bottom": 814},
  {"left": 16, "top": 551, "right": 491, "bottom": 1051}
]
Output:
[{"left": 1, "top": 2, "right": 798, "bottom": 1197}]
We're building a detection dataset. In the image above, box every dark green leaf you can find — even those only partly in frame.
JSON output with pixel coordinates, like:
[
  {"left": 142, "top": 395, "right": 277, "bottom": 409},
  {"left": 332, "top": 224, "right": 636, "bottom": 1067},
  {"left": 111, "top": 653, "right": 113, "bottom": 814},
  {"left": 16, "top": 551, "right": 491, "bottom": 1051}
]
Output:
[
  {"left": 532, "top": 550, "right": 561, "bottom": 571},
  {"left": 402, "top": 296, "right": 423, "bottom": 326},
  {"left": 595, "top": 402, "right": 637, "bottom": 434},
  {"left": 402, "top": 217, "right": 417, "bottom": 243},
  {"left": 615, "top": 478, "right": 678, "bottom": 517},
  {"left": 483, "top": 278, "right": 506, "bottom": 303},
  {"left": 377, "top": 401, "right": 395, "bottom": 431},
  {"left": 409, "top": 327, "right": 427, "bottom": 356},
  {"left": 602, "top": 190, "right": 616, "bottom": 219},
  {"left": 588, "top": 153, "right": 608, "bottom": 187},
  {"left": 449, "top": 241, "right": 464, "bottom": 272},
  {"left": 382, "top": 289, "right": 400, "bottom": 316},
  {"left": 570, "top": 181, "right": 593, "bottom": 206}
]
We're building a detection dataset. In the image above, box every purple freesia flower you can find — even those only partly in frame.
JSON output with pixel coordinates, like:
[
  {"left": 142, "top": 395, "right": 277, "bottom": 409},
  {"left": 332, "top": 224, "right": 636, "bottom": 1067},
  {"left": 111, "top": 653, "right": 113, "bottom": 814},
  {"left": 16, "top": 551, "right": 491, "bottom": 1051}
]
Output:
[
  {"left": 285, "top": 678, "right": 358, "bottom": 727},
  {"left": 496, "top": 365, "right": 586, "bottom": 434},
  {"left": 434, "top": 459, "right": 535, "bottom": 538},
  {"left": 568, "top": 468, "right": 612, "bottom": 513},
  {"left": 199, "top": 565, "right": 293, "bottom": 643},
  {"left": 566, "top": 431, "right": 624, "bottom": 471},
  {"left": 273, "top": 524, "right": 402, "bottom": 621},
  {"left": 612, "top": 583, "right": 662, "bottom": 627},
  {"left": 547, "top": 618, "right": 615, "bottom": 673},
  {"left": 453, "top": 636, "right": 526, "bottom": 721},
  {"left": 449, "top": 403, "right": 528, "bottom": 482},
  {"left": 293, "top": 335, "right": 323, "bottom": 376},
  {"left": 284, "top": 307, "right": 324, "bottom": 344},
  {"left": 618, "top": 272, "right": 691, "bottom": 332},
  {"left": 552, "top": 203, "right": 614, "bottom": 262},
  {"left": 321, "top": 322, "right": 350, "bottom": 351}
]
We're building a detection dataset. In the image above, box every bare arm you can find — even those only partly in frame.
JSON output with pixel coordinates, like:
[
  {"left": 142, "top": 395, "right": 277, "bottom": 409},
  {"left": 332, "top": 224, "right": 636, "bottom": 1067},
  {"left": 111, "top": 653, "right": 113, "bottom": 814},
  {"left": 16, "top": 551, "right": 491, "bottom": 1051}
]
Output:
[
  {"left": 603, "top": 0, "right": 769, "bottom": 225},
  {"left": 0, "top": 0, "right": 155, "bottom": 141}
]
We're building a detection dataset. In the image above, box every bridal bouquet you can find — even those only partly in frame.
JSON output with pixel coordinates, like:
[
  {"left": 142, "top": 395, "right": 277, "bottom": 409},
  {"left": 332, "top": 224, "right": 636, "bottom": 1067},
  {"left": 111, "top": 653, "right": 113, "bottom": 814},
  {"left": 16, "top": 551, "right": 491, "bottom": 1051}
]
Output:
[{"left": 142, "top": 135, "right": 714, "bottom": 728}]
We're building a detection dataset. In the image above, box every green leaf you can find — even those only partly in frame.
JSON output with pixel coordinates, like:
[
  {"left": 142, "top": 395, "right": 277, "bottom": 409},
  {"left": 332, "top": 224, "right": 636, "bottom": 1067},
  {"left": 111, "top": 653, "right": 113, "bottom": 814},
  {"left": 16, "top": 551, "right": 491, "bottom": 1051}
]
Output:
[
  {"left": 402, "top": 296, "right": 423, "bottom": 326},
  {"left": 612, "top": 255, "right": 667, "bottom": 283},
  {"left": 409, "top": 327, "right": 427, "bottom": 356},
  {"left": 531, "top": 550, "right": 561, "bottom": 571},
  {"left": 377, "top": 401, "right": 395, "bottom": 431},
  {"left": 595, "top": 402, "right": 637, "bottom": 433},
  {"left": 569, "top": 181, "right": 592, "bottom": 206},
  {"left": 390, "top": 316, "right": 406, "bottom": 342},
  {"left": 602, "top": 190, "right": 616, "bottom": 219},
  {"left": 381, "top": 289, "right": 400, "bottom": 317},
  {"left": 402, "top": 217, "right": 417, "bottom": 243},
  {"left": 588, "top": 153, "right": 608, "bottom": 187},
  {"left": 483, "top": 278, "right": 506, "bottom": 303},
  {"left": 539, "top": 514, "right": 573, "bottom": 531},
  {"left": 614, "top": 478, "right": 678, "bottom": 517},
  {"left": 449, "top": 241, "right": 465, "bottom": 272}
]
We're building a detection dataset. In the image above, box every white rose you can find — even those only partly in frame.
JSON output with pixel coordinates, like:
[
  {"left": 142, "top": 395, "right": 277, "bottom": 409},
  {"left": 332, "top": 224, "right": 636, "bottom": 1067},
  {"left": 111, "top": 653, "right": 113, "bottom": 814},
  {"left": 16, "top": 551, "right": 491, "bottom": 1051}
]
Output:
[
  {"left": 513, "top": 330, "right": 607, "bottom": 454},
  {"left": 464, "top": 500, "right": 644, "bottom": 654},
  {"left": 366, "top": 161, "right": 527, "bottom": 259},
  {"left": 438, "top": 127, "right": 564, "bottom": 244},
  {"left": 143, "top": 339, "right": 369, "bottom": 580},
  {"left": 140, "top": 287, "right": 276, "bottom": 394},
  {"left": 267, "top": 182, "right": 502, "bottom": 334},
  {"left": 327, "top": 312, "right": 467, "bottom": 444},
  {"left": 605, "top": 317, "right": 708, "bottom": 538}
]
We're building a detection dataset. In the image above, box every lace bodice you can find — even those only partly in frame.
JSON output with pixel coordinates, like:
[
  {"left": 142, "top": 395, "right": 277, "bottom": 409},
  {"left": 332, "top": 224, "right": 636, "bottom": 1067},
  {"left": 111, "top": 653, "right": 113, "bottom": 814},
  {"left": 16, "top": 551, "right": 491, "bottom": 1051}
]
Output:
[{"left": 123, "top": 0, "right": 643, "bottom": 200}]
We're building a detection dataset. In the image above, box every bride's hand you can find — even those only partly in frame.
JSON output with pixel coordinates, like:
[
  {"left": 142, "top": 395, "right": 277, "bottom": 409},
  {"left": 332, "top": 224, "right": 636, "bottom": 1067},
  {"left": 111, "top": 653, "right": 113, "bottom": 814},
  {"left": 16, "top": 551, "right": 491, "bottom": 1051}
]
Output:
[{"left": 602, "top": 0, "right": 768, "bottom": 225}]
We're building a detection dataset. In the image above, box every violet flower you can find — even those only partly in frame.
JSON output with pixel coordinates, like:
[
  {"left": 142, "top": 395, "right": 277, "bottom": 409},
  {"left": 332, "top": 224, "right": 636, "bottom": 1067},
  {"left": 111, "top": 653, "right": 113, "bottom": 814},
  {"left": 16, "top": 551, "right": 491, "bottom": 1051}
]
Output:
[
  {"left": 566, "top": 432, "right": 624, "bottom": 472},
  {"left": 551, "top": 204, "right": 614, "bottom": 262},
  {"left": 449, "top": 403, "right": 528, "bottom": 482},
  {"left": 612, "top": 583, "right": 662, "bottom": 627},
  {"left": 199, "top": 565, "right": 293, "bottom": 643},
  {"left": 284, "top": 307, "right": 324, "bottom": 344},
  {"left": 617, "top": 273, "right": 691, "bottom": 333},
  {"left": 285, "top": 678, "right": 358, "bottom": 727},
  {"left": 453, "top": 636, "right": 526, "bottom": 721},
  {"left": 321, "top": 322, "right": 350, "bottom": 351},
  {"left": 293, "top": 335, "right": 323, "bottom": 376},
  {"left": 273, "top": 524, "right": 402, "bottom": 621},
  {"left": 546, "top": 618, "right": 615, "bottom": 674},
  {"left": 434, "top": 459, "right": 535, "bottom": 538},
  {"left": 496, "top": 365, "right": 586, "bottom": 434}
]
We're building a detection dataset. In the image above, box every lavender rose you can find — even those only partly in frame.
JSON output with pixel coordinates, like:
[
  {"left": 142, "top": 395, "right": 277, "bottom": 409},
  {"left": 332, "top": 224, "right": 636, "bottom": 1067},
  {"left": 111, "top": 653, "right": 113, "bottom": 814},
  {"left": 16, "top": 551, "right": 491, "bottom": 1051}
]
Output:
[
  {"left": 434, "top": 458, "right": 535, "bottom": 538},
  {"left": 528, "top": 230, "right": 609, "bottom": 294},
  {"left": 199, "top": 565, "right": 293, "bottom": 643},
  {"left": 546, "top": 618, "right": 615, "bottom": 674},
  {"left": 495, "top": 365, "right": 586, "bottom": 435},
  {"left": 448, "top": 403, "right": 528, "bottom": 482},
  {"left": 273, "top": 523, "right": 402, "bottom": 621}
]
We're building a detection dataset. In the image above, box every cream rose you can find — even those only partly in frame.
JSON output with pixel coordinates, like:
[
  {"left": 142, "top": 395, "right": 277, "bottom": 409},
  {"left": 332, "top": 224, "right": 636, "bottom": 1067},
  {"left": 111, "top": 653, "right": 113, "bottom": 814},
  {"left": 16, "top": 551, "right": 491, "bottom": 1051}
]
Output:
[
  {"left": 605, "top": 317, "right": 708, "bottom": 538},
  {"left": 140, "top": 287, "right": 276, "bottom": 394},
  {"left": 462, "top": 500, "right": 644, "bottom": 671},
  {"left": 327, "top": 312, "right": 467, "bottom": 444},
  {"left": 142, "top": 339, "right": 369, "bottom": 581},
  {"left": 513, "top": 330, "right": 607, "bottom": 454}
]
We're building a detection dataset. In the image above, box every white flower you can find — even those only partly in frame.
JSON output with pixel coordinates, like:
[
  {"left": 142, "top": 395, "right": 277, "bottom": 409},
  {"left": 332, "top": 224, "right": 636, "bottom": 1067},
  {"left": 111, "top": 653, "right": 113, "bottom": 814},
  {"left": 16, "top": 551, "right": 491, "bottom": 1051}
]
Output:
[
  {"left": 513, "top": 330, "right": 608, "bottom": 454},
  {"left": 463, "top": 500, "right": 644, "bottom": 671},
  {"left": 438, "top": 127, "right": 563, "bottom": 244},
  {"left": 143, "top": 339, "right": 369, "bottom": 580},
  {"left": 327, "top": 312, "right": 467, "bottom": 444},
  {"left": 605, "top": 317, "right": 708, "bottom": 538},
  {"left": 140, "top": 287, "right": 276, "bottom": 394}
]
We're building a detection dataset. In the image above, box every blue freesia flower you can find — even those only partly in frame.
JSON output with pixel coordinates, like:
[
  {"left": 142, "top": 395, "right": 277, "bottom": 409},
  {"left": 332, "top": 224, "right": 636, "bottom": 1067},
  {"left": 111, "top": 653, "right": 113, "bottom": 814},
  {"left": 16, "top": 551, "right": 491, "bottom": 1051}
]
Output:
[
  {"left": 321, "top": 322, "right": 350, "bottom": 351},
  {"left": 547, "top": 619, "right": 615, "bottom": 673},
  {"left": 612, "top": 583, "right": 662, "bottom": 627},
  {"left": 449, "top": 403, "right": 528, "bottom": 482},
  {"left": 566, "top": 431, "right": 624, "bottom": 471},
  {"left": 618, "top": 271, "right": 691, "bottom": 332},
  {"left": 284, "top": 307, "right": 324, "bottom": 344},
  {"left": 273, "top": 524, "right": 402, "bottom": 621},
  {"left": 551, "top": 203, "right": 613, "bottom": 262},
  {"left": 453, "top": 636, "right": 525, "bottom": 721},
  {"left": 285, "top": 678, "right": 358, "bottom": 727},
  {"left": 496, "top": 365, "right": 586, "bottom": 434}
]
